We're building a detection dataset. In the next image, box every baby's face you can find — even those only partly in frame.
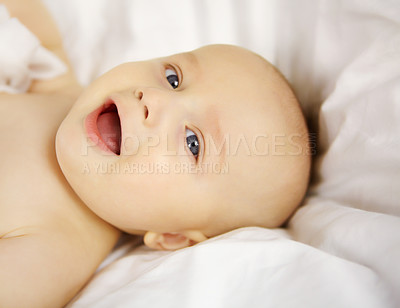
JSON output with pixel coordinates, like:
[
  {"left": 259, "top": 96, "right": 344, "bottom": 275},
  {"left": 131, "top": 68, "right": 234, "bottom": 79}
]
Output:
[{"left": 56, "top": 45, "right": 309, "bottom": 237}]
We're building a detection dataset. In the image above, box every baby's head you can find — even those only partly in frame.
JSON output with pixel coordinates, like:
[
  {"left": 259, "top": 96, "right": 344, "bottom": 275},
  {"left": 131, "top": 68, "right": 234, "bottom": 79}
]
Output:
[{"left": 56, "top": 44, "right": 310, "bottom": 250}]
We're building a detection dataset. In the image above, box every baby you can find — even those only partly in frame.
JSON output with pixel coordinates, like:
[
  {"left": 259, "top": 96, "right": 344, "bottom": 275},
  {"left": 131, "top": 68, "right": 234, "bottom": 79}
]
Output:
[{"left": 0, "top": 1, "right": 310, "bottom": 307}]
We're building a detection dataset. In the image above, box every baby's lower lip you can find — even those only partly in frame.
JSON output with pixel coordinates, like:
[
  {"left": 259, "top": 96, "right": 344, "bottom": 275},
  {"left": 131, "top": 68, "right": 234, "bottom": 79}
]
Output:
[{"left": 85, "top": 100, "right": 120, "bottom": 155}]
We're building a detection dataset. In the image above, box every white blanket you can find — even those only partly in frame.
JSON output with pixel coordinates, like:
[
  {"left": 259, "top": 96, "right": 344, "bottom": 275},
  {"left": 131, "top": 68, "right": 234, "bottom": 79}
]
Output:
[
  {"left": 0, "top": 5, "right": 66, "bottom": 93},
  {"left": 40, "top": 0, "right": 400, "bottom": 307}
]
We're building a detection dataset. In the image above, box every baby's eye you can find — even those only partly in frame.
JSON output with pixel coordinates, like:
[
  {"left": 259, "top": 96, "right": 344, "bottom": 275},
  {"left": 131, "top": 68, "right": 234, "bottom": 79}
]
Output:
[
  {"left": 186, "top": 128, "right": 199, "bottom": 158},
  {"left": 165, "top": 67, "right": 180, "bottom": 89}
]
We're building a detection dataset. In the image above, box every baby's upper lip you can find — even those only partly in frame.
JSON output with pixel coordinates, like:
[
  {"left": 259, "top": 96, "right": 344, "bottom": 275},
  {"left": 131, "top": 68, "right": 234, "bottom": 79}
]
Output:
[
  {"left": 98, "top": 102, "right": 121, "bottom": 155},
  {"left": 107, "top": 92, "right": 143, "bottom": 156},
  {"left": 85, "top": 98, "right": 122, "bottom": 155},
  {"left": 106, "top": 95, "right": 127, "bottom": 154}
]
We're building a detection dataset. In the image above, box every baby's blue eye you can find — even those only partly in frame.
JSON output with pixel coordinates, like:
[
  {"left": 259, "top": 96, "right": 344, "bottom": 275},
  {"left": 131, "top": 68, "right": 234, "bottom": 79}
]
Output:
[
  {"left": 165, "top": 67, "right": 180, "bottom": 89},
  {"left": 186, "top": 128, "right": 199, "bottom": 158}
]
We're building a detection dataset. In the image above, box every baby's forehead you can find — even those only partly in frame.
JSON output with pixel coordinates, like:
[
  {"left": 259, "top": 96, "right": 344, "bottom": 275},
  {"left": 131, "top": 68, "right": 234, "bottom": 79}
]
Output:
[
  {"left": 172, "top": 48, "right": 288, "bottom": 130},
  {"left": 164, "top": 45, "right": 272, "bottom": 78},
  {"left": 191, "top": 44, "right": 263, "bottom": 63}
]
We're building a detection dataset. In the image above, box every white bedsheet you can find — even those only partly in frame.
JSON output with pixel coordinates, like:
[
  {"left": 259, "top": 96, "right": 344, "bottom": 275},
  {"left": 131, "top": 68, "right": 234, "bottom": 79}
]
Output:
[
  {"left": 40, "top": 0, "right": 400, "bottom": 307},
  {"left": 0, "top": 5, "right": 66, "bottom": 93}
]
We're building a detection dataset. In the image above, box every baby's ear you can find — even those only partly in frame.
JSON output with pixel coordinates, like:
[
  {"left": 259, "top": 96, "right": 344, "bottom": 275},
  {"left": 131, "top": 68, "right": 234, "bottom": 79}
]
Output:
[{"left": 144, "top": 230, "right": 208, "bottom": 251}]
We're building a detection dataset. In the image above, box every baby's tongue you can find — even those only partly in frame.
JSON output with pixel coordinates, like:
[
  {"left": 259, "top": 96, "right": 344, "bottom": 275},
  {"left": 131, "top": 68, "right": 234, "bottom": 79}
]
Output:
[{"left": 97, "top": 112, "right": 121, "bottom": 154}]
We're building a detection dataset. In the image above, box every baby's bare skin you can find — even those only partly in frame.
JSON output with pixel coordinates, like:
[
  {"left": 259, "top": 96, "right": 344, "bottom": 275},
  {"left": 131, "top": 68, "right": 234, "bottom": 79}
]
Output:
[
  {"left": 0, "top": 1, "right": 311, "bottom": 306},
  {"left": 0, "top": 92, "right": 120, "bottom": 307},
  {"left": 0, "top": 1, "right": 120, "bottom": 307}
]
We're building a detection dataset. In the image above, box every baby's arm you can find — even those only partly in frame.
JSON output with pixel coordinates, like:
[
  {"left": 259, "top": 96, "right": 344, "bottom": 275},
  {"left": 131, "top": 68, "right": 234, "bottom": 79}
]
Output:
[
  {"left": 3, "top": 0, "right": 81, "bottom": 94},
  {"left": 0, "top": 228, "right": 98, "bottom": 307}
]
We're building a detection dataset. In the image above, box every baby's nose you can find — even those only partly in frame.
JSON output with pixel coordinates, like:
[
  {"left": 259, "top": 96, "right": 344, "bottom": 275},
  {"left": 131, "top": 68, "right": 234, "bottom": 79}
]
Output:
[
  {"left": 135, "top": 88, "right": 154, "bottom": 123},
  {"left": 133, "top": 87, "right": 169, "bottom": 127},
  {"left": 134, "top": 89, "right": 143, "bottom": 100},
  {"left": 134, "top": 89, "right": 148, "bottom": 120}
]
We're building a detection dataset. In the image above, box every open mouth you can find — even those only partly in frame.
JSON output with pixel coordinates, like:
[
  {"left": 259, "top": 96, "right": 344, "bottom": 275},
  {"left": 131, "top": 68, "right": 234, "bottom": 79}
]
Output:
[
  {"left": 97, "top": 103, "right": 121, "bottom": 155},
  {"left": 86, "top": 100, "right": 122, "bottom": 155}
]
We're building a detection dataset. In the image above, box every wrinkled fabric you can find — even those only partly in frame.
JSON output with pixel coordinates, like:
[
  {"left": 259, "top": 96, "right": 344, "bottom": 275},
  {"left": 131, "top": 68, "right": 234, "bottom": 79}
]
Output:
[{"left": 0, "top": 5, "right": 66, "bottom": 93}]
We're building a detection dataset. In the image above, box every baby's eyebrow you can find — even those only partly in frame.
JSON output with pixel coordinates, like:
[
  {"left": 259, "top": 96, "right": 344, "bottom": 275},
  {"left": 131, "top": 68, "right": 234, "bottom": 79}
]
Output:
[{"left": 180, "top": 52, "right": 199, "bottom": 72}]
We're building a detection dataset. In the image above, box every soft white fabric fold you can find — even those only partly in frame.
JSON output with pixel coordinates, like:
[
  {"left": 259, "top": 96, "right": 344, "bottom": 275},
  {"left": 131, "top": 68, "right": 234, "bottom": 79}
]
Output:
[
  {"left": 0, "top": 5, "right": 66, "bottom": 93},
  {"left": 68, "top": 228, "right": 393, "bottom": 308}
]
